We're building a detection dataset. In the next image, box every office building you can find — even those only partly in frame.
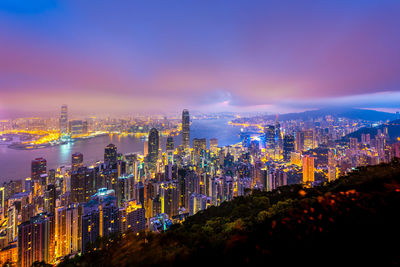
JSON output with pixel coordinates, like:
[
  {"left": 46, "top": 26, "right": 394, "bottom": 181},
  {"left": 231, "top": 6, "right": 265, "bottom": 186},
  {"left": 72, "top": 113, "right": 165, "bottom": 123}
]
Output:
[
  {"left": 182, "top": 109, "right": 190, "bottom": 150},
  {"left": 72, "top": 153, "right": 83, "bottom": 171},
  {"left": 60, "top": 105, "right": 68, "bottom": 135}
]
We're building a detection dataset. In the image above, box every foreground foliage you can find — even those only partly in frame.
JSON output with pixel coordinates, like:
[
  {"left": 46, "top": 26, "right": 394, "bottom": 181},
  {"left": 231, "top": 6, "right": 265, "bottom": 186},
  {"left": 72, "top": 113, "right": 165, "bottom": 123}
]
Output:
[{"left": 60, "top": 159, "right": 400, "bottom": 266}]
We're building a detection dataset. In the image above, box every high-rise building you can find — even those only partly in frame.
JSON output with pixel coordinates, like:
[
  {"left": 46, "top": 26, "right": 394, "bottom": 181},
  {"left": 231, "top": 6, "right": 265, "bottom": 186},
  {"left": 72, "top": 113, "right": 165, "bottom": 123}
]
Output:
[
  {"left": 60, "top": 105, "right": 68, "bottom": 134},
  {"left": 70, "top": 167, "right": 96, "bottom": 203},
  {"left": 296, "top": 130, "right": 314, "bottom": 151},
  {"left": 283, "top": 135, "right": 295, "bottom": 162},
  {"left": 166, "top": 136, "right": 174, "bottom": 164},
  {"left": 104, "top": 144, "right": 117, "bottom": 167},
  {"left": 302, "top": 155, "right": 315, "bottom": 185},
  {"left": 68, "top": 120, "right": 85, "bottom": 137},
  {"left": 0, "top": 187, "right": 4, "bottom": 219},
  {"left": 303, "top": 130, "right": 314, "bottom": 150},
  {"left": 182, "top": 109, "right": 190, "bottom": 150},
  {"left": 160, "top": 182, "right": 179, "bottom": 218},
  {"left": 166, "top": 136, "right": 174, "bottom": 151},
  {"left": 275, "top": 118, "right": 282, "bottom": 149},
  {"left": 44, "top": 185, "right": 56, "bottom": 214},
  {"left": 264, "top": 125, "right": 275, "bottom": 149},
  {"left": 55, "top": 204, "right": 82, "bottom": 258},
  {"left": 148, "top": 128, "right": 159, "bottom": 171},
  {"left": 193, "top": 138, "right": 207, "bottom": 160},
  {"left": 31, "top": 158, "right": 47, "bottom": 182},
  {"left": 81, "top": 189, "right": 119, "bottom": 252},
  {"left": 118, "top": 200, "right": 146, "bottom": 234},
  {"left": 72, "top": 153, "right": 83, "bottom": 171},
  {"left": 189, "top": 193, "right": 210, "bottom": 216},
  {"left": 209, "top": 138, "right": 218, "bottom": 153},
  {"left": 18, "top": 213, "right": 55, "bottom": 267}
]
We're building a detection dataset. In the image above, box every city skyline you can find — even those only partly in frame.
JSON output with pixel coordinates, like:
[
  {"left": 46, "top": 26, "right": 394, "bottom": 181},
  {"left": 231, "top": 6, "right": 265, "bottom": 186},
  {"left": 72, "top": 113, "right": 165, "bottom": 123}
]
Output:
[
  {"left": 1, "top": 0, "right": 400, "bottom": 118},
  {"left": 2, "top": 1, "right": 400, "bottom": 266}
]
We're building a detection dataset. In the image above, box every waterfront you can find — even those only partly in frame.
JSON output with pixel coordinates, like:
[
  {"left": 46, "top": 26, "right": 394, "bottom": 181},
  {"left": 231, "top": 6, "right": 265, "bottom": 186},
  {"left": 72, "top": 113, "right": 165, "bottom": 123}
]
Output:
[{"left": 0, "top": 118, "right": 241, "bottom": 182}]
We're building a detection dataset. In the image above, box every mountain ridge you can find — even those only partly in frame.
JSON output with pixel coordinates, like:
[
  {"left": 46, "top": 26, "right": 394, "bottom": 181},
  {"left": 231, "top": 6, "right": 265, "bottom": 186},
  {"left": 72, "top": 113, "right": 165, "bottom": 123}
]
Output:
[{"left": 233, "top": 107, "right": 398, "bottom": 122}]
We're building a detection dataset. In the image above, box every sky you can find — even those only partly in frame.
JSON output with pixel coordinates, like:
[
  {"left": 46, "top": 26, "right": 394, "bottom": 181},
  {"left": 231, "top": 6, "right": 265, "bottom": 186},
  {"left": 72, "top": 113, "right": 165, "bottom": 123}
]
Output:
[{"left": 0, "top": 0, "right": 400, "bottom": 117}]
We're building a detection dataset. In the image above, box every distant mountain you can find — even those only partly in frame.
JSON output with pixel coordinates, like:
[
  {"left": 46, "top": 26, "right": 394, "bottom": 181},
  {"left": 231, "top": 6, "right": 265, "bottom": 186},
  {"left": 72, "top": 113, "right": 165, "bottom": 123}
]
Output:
[
  {"left": 233, "top": 107, "right": 398, "bottom": 123},
  {"left": 344, "top": 119, "right": 400, "bottom": 141}
]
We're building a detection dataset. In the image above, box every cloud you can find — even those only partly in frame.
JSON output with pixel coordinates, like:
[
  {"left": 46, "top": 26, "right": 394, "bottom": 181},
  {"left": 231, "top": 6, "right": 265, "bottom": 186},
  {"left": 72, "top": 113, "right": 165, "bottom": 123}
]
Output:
[{"left": 0, "top": 0, "right": 399, "bottom": 116}]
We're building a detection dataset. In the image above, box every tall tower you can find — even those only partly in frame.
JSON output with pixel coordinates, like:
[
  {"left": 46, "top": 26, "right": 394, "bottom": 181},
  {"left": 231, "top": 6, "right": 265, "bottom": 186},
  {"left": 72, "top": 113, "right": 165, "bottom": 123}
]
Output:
[
  {"left": 302, "top": 155, "right": 315, "bottom": 185},
  {"left": 148, "top": 128, "right": 159, "bottom": 171},
  {"left": 60, "top": 105, "right": 68, "bottom": 134},
  {"left": 182, "top": 109, "right": 190, "bottom": 150},
  {"left": 283, "top": 135, "right": 295, "bottom": 162},
  {"left": 31, "top": 158, "right": 47, "bottom": 181},
  {"left": 104, "top": 144, "right": 117, "bottom": 167},
  {"left": 72, "top": 153, "right": 83, "bottom": 171},
  {"left": 166, "top": 136, "right": 174, "bottom": 164}
]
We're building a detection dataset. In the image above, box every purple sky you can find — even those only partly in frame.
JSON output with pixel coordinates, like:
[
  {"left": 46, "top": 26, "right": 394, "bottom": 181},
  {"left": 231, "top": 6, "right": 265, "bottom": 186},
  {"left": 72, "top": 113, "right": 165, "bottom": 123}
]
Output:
[{"left": 1, "top": 0, "right": 400, "bottom": 117}]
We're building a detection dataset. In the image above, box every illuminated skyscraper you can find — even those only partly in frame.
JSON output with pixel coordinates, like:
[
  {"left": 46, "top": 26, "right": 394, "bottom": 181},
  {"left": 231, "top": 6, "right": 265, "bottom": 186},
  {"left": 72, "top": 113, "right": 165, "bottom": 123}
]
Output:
[
  {"left": 166, "top": 136, "right": 174, "bottom": 164},
  {"left": 302, "top": 155, "right": 315, "bottom": 185},
  {"left": 55, "top": 204, "right": 82, "bottom": 258},
  {"left": 264, "top": 125, "right": 275, "bottom": 149},
  {"left": 118, "top": 200, "right": 146, "bottom": 234},
  {"left": 193, "top": 138, "right": 207, "bottom": 157},
  {"left": 303, "top": 130, "right": 314, "bottom": 150},
  {"left": 18, "top": 213, "right": 55, "bottom": 267},
  {"left": 44, "top": 185, "right": 56, "bottom": 214},
  {"left": 209, "top": 138, "right": 218, "bottom": 153},
  {"left": 283, "top": 135, "right": 295, "bottom": 162},
  {"left": 68, "top": 120, "right": 85, "bottom": 137},
  {"left": 182, "top": 109, "right": 190, "bottom": 150},
  {"left": 148, "top": 128, "right": 159, "bottom": 171},
  {"left": 275, "top": 117, "right": 282, "bottom": 149},
  {"left": 0, "top": 187, "right": 4, "bottom": 220},
  {"left": 104, "top": 144, "right": 117, "bottom": 167},
  {"left": 160, "top": 182, "right": 179, "bottom": 218},
  {"left": 296, "top": 130, "right": 314, "bottom": 151},
  {"left": 166, "top": 136, "right": 174, "bottom": 151},
  {"left": 31, "top": 158, "right": 47, "bottom": 182},
  {"left": 70, "top": 167, "right": 96, "bottom": 203},
  {"left": 72, "top": 153, "right": 83, "bottom": 171},
  {"left": 60, "top": 105, "right": 68, "bottom": 134}
]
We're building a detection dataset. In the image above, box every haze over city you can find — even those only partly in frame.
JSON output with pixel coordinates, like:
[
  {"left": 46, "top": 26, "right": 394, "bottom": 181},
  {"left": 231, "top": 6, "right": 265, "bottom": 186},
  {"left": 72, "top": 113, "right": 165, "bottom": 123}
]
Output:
[
  {"left": 1, "top": 1, "right": 400, "bottom": 267},
  {"left": 1, "top": 0, "right": 400, "bottom": 118}
]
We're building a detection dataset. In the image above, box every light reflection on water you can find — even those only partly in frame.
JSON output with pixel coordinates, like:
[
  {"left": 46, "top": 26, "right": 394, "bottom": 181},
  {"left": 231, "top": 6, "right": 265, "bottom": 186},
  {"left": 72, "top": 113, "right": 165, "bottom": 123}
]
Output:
[{"left": 0, "top": 118, "right": 240, "bottom": 182}]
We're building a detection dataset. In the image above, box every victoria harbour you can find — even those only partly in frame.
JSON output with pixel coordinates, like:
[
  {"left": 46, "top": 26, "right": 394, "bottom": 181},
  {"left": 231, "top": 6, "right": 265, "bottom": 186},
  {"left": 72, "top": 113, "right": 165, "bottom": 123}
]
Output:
[{"left": 0, "top": 118, "right": 241, "bottom": 182}]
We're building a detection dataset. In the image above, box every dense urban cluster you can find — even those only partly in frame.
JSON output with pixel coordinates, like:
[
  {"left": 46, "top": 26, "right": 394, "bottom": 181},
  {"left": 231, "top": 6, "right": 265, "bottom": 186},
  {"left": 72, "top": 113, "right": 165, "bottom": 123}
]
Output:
[{"left": 0, "top": 106, "right": 400, "bottom": 266}]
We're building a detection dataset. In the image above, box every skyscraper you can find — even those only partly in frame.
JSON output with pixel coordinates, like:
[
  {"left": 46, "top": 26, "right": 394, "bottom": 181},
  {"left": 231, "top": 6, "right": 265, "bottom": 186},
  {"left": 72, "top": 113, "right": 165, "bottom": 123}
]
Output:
[
  {"left": 283, "top": 135, "right": 295, "bottom": 162},
  {"left": 18, "top": 213, "right": 55, "bottom": 267},
  {"left": 148, "top": 128, "right": 159, "bottom": 171},
  {"left": 60, "top": 105, "right": 68, "bottom": 134},
  {"left": 209, "top": 138, "right": 218, "bottom": 153},
  {"left": 166, "top": 136, "right": 174, "bottom": 164},
  {"left": 166, "top": 136, "right": 174, "bottom": 151},
  {"left": 182, "top": 109, "right": 190, "bottom": 150},
  {"left": 264, "top": 125, "right": 275, "bottom": 149},
  {"left": 104, "top": 144, "right": 117, "bottom": 167},
  {"left": 72, "top": 153, "right": 83, "bottom": 171},
  {"left": 302, "top": 155, "right": 315, "bottom": 185},
  {"left": 31, "top": 158, "right": 47, "bottom": 181},
  {"left": 193, "top": 138, "right": 207, "bottom": 157}
]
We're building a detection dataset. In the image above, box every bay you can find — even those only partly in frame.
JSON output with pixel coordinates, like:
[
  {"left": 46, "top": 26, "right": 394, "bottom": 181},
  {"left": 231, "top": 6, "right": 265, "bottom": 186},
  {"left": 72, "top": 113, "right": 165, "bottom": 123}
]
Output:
[{"left": 0, "top": 118, "right": 241, "bottom": 182}]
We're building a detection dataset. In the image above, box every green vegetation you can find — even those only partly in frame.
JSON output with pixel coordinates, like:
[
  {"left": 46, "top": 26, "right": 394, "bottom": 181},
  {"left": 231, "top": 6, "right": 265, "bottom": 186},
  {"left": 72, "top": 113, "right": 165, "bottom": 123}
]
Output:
[{"left": 60, "top": 159, "right": 400, "bottom": 266}]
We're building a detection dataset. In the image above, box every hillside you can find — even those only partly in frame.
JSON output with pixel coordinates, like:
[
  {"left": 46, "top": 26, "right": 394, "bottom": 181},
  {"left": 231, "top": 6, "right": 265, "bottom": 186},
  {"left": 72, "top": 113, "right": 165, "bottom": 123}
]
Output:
[
  {"left": 59, "top": 160, "right": 400, "bottom": 267},
  {"left": 233, "top": 107, "right": 397, "bottom": 123}
]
